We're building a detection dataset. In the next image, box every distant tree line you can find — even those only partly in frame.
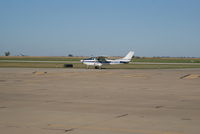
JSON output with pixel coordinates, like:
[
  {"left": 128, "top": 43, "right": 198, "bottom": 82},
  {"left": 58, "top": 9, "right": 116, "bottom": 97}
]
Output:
[{"left": 4, "top": 51, "right": 10, "bottom": 56}]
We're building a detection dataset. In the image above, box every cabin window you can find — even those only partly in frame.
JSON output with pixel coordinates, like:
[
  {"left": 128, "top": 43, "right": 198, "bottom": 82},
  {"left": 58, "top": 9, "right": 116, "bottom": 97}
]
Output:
[{"left": 85, "top": 57, "right": 94, "bottom": 60}]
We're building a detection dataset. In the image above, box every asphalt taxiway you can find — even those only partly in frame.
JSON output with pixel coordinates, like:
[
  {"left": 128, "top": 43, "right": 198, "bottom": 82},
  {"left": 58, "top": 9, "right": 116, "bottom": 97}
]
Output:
[{"left": 0, "top": 68, "right": 200, "bottom": 134}]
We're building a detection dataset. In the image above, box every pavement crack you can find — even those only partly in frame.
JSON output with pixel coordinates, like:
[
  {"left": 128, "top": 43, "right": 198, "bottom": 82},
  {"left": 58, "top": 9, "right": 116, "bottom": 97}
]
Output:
[
  {"left": 181, "top": 118, "right": 192, "bottom": 120},
  {"left": 65, "top": 128, "right": 74, "bottom": 132},
  {"left": 180, "top": 74, "right": 190, "bottom": 79},
  {"left": 0, "top": 106, "right": 8, "bottom": 109},
  {"left": 116, "top": 114, "right": 129, "bottom": 118},
  {"left": 155, "top": 106, "right": 164, "bottom": 109}
]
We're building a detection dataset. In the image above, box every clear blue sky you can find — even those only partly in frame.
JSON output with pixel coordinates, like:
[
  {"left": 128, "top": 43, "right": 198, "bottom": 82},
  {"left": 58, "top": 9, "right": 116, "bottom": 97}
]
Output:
[{"left": 1, "top": 0, "right": 200, "bottom": 57}]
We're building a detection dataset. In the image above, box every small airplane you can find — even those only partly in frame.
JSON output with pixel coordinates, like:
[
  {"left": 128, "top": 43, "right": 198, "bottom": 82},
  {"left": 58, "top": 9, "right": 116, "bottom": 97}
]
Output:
[{"left": 80, "top": 51, "right": 134, "bottom": 69}]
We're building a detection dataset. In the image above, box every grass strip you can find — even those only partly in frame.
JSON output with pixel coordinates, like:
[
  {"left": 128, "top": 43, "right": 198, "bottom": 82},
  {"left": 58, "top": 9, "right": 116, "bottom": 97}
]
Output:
[{"left": 1, "top": 62, "right": 200, "bottom": 69}]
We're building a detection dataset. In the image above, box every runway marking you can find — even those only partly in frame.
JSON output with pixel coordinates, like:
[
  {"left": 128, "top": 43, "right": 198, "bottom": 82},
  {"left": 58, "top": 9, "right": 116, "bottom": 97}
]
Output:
[
  {"left": 180, "top": 74, "right": 200, "bottom": 79},
  {"left": 47, "top": 124, "right": 183, "bottom": 134},
  {"left": 32, "top": 71, "right": 47, "bottom": 75},
  {"left": 122, "top": 74, "right": 146, "bottom": 78}
]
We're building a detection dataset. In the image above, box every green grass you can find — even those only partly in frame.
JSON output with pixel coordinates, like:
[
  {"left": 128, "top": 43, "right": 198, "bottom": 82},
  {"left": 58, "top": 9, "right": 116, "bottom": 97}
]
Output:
[
  {"left": 1, "top": 56, "right": 200, "bottom": 63},
  {"left": 1, "top": 56, "right": 200, "bottom": 69},
  {"left": 0, "top": 62, "right": 85, "bottom": 68},
  {"left": 0, "top": 62, "right": 65, "bottom": 68},
  {"left": 132, "top": 57, "right": 200, "bottom": 63},
  {"left": 1, "top": 62, "right": 200, "bottom": 69},
  {"left": 0, "top": 56, "right": 83, "bottom": 61}
]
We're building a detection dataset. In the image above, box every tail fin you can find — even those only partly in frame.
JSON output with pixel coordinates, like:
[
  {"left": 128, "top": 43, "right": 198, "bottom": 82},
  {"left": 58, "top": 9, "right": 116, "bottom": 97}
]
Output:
[{"left": 122, "top": 51, "right": 134, "bottom": 60}]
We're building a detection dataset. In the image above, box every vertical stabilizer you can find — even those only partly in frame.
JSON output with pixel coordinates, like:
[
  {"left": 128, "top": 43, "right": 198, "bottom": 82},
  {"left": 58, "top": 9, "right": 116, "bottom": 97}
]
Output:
[{"left": 122, "top": 51, "right": 134, "bottom": 60}]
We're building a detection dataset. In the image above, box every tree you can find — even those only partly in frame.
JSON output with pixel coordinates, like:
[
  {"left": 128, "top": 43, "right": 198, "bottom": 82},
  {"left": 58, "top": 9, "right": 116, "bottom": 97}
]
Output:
[
  {"left": 5, "top": 51, "right": 10, "bottom": 56},
  {"left": 68, "top": 54, "right": 73, "bottom": 57}
]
